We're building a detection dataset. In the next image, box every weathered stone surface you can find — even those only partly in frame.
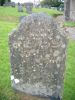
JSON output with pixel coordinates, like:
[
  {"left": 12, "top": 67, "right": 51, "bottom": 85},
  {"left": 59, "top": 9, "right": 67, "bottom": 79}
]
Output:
[{"left": 9, "top": 13, "right": 67, "bottom": 99}]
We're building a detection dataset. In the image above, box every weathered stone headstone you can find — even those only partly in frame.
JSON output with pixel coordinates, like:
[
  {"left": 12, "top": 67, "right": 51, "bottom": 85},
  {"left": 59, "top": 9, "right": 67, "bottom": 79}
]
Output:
[
  {"left": 11, "top": 2, "right": 15, "bottom": 7},
  {"left": 18, "top": 3, "right": 23, "bottom": 12},
  {"left": 3, "top": 2, "right": 11, "bottom": 6},
  {"left": 9, "top": 13, "right": 67, "bottom": 100},
  {"left": 25, "top": 2, "right": 33, "bottom": 14},
  {"left": 3, "top": 2, "right": 15, "bottom": 7}
]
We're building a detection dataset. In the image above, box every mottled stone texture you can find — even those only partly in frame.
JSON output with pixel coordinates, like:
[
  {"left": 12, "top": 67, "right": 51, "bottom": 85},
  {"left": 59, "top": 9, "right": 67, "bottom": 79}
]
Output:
[{"left": 9, "top": 13, "right": 67, "bottom": 99}]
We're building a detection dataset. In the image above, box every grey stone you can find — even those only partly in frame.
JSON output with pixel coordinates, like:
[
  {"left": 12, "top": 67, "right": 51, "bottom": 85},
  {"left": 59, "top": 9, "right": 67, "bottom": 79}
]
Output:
[
  {"left": 64, "top": 0, "right": 75, "bottom": 21},
  {"left": 11, "top": 2, "right": 15, "bottom": 7},
  {"left": 3, "top": 2, "right": 15, "bottom": 7},
  {"left": 18, "top": 3, "right": 23, "bottom": 12},
  {"left": 3, "top": 2, "right": 11, "bottom": 6},
  {"left": 25, "top": 3, "right": 33, "bottom": 14},
  {"left": 64, "top": 0, "right": 70, "bottom": 21},
  {"left": 9, "top": 13, "right": 67, "bottom": 99}
]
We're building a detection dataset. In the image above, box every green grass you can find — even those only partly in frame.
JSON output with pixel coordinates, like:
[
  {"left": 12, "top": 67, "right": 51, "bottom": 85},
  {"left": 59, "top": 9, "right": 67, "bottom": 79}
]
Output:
[
  {"left": 0, "top": 20, "right": 20, "bottom": 100},
  {"left": 63, "top": 40, "right": 75, "bottom": 100},
  {"left": 0, "top": 6, "right": 75, "bottom": 100},
  {"left": 0, "top": 7, "right": 62, "bottom": 23},
  {"left": 64, "top": 22, "right": 75, "bottom": 27},
  {"left": 33, "top": 8, "right": 63, "bottom": 17},
  {"left": 0, "top": 6, "right": 28, "bottom": 22}
]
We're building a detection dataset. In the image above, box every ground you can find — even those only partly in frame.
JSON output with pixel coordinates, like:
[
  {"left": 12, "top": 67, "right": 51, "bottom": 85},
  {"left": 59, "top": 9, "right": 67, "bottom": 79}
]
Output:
[{"left": 0, "top": 7, "right": 75, "bottom": 100}]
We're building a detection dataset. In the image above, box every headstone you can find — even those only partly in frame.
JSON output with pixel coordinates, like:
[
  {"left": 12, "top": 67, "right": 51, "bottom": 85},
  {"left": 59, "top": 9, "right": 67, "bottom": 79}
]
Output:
[
  {"left": 3, "top": 2, "right": 11, "bottom": 6},
  {"left": 18, "top": 3, "right": 23, "bottom": 12},
  {"left": 9, "top": 13, "right": 67, "bottom": 100},
  {"left": 11, "top": 2, "right": 15, "bottom": 7},
  {"left": 25, "top": 2, "right": 33, "bottom": 14}
]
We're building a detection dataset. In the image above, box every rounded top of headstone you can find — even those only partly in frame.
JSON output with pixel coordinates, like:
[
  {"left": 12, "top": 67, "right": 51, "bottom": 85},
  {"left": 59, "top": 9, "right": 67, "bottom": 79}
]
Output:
[{"left": 11, "top": 13, "right": 66, "bottom": 38}]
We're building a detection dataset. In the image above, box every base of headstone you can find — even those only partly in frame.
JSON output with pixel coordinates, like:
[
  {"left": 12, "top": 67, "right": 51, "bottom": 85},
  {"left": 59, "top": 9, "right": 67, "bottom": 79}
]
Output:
[
  {"left": 13, "top": 88, "right": 50, "bottom": 100},
  {"left": 12, "top": 84, "right": 62, "bottom": 100}
]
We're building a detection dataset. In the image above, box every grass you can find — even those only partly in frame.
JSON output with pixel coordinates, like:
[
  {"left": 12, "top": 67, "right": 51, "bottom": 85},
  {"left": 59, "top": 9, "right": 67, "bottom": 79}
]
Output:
[
  {"left": 0, "top": 7, "right": 62, "bottom": 22},
  {"left": 0, "top": 21, "right": 19, "bottom": 100},
  {"left": 0, "top": 6, "right": 28, "bottom": 22},
  {"left": 0, "top": 6, "right": 75, "bottom": 100},
  {"left": 63, "top": 40, "right": 75, "bottom": 100},
  {"left": 33, "top": 8, "right": 63, "bottom": 17},
  {"left": 64, "top": 22, "right": 75, "bottom": 27}
]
